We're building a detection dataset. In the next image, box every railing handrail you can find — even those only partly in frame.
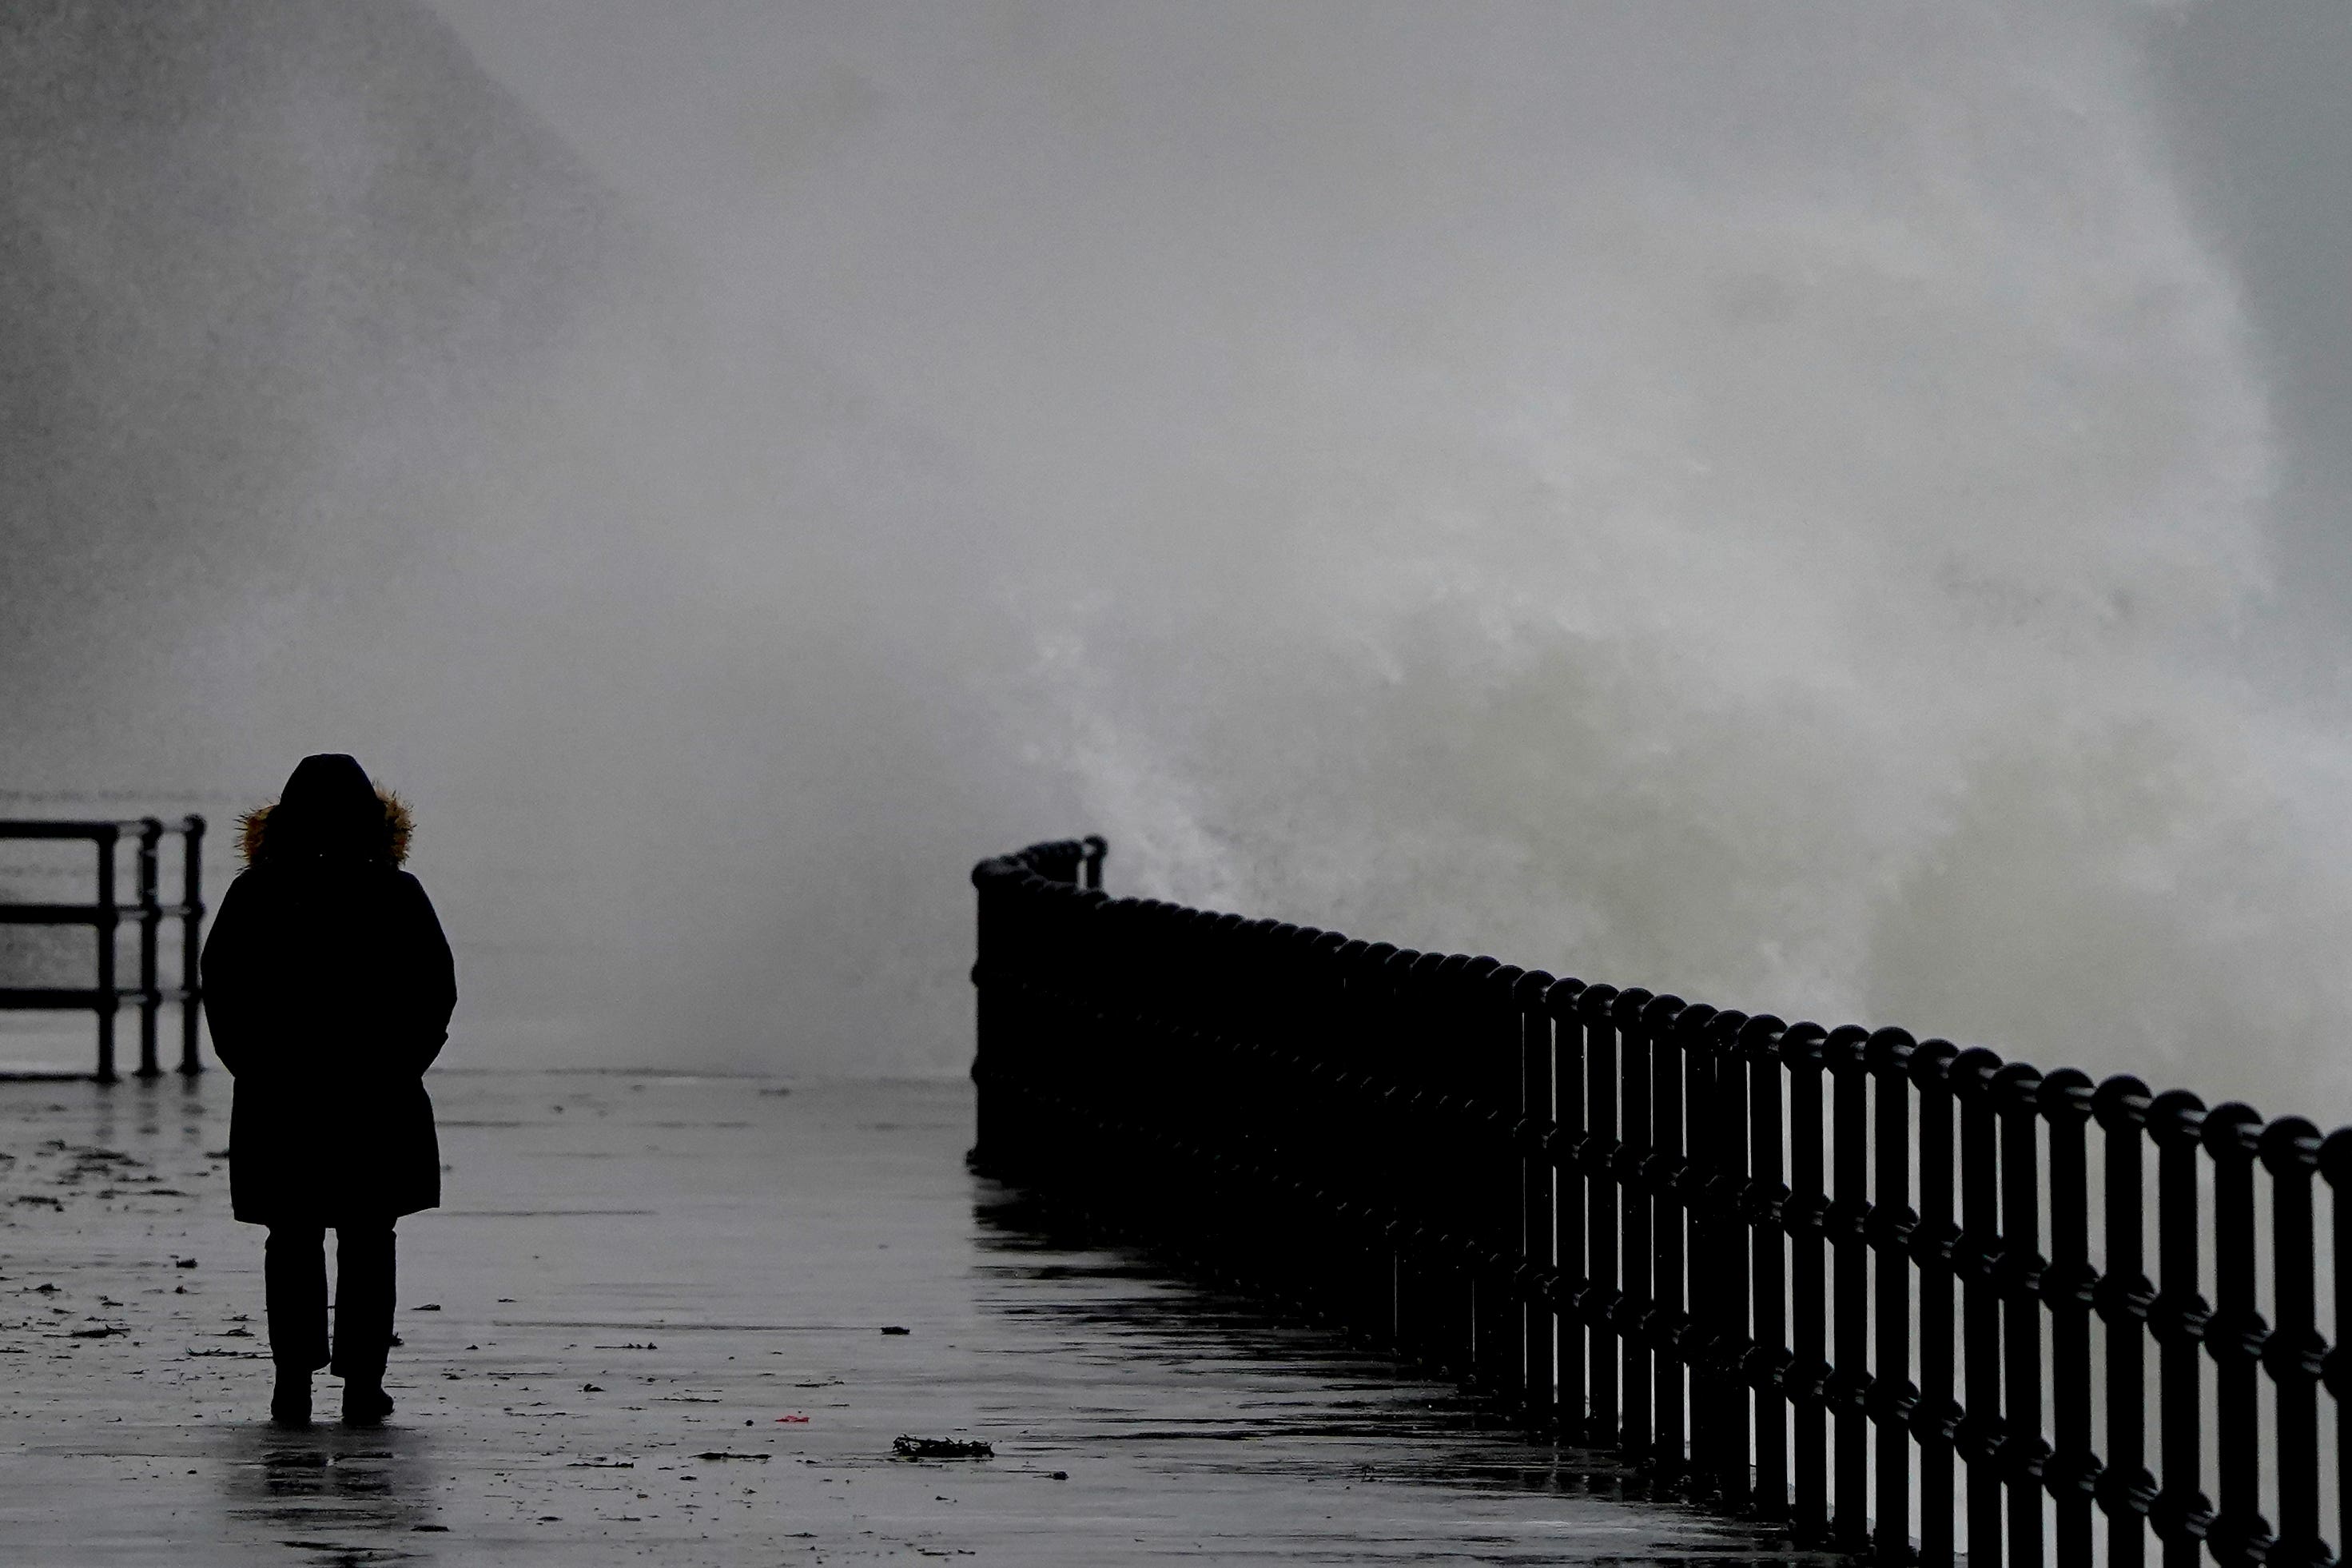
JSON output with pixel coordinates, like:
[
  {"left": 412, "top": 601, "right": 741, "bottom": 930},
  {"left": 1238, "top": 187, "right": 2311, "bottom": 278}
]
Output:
[
  {"left": 0, "top": 820, "right": 129, "bottom": 841},
  {"left": 970, "top": 835, "right": 2352, "bottom": 1568},
  {"left": 0, "top": 815, "right": 208, "bottom": 833},
  {"left": 975, "top": 834, "right": 1108, "bottom": 890}
]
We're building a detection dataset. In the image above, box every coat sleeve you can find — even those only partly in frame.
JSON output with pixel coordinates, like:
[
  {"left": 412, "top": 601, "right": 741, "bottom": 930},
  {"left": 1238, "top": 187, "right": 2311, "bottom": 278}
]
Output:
[
  {"left": 397, "top": 874, "right": 458, "bottom": 1075},
  {"left": 197, "top": 874, "right": 259, "bottom": 1076}
]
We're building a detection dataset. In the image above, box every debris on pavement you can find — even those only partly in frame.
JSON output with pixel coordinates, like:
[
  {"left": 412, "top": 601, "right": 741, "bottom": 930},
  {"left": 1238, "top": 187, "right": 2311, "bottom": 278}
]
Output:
[{"left": 893, "top": 1435, "right": 993, "bottom": 1459}]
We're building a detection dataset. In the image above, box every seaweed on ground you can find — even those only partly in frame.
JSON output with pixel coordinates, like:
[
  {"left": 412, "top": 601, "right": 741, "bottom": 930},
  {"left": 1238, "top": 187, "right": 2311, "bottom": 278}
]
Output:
[{"left": 893, "top": 1435, "right": 993, "bottom": 1459}]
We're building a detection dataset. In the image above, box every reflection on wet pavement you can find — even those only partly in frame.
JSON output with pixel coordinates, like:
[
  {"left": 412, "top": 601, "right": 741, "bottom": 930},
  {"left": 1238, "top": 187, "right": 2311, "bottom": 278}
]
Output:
[
  {"left": 223, "top": 1424, "right": 440, "bottom": 1558},
  {"left": 0, "top": 1072, "right": 1808, "bottom": 1565}
]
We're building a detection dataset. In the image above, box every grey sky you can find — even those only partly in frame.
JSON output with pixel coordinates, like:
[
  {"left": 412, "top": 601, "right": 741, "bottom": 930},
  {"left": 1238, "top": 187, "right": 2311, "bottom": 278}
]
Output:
[{"left": 10, "top": 2, "right": 2352, "bottom": 1106}]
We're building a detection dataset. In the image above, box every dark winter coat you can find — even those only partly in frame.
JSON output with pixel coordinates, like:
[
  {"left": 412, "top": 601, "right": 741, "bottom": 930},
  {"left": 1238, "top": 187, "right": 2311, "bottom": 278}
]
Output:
[{"left": 200, "top": 754, "right": 457, "bottom": 1226}]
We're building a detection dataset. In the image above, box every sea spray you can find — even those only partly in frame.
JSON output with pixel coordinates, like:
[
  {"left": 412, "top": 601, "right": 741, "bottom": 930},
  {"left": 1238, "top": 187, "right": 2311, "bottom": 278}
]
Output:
[{"left": 980, "top": 2, "right": 2348, "bottom": 1112}]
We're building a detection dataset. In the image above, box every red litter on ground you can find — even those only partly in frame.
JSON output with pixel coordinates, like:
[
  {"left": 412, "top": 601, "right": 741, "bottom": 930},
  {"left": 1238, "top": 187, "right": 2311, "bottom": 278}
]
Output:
[{"left": 775, "top": 1414, "right": 810, "bottom": 1423}]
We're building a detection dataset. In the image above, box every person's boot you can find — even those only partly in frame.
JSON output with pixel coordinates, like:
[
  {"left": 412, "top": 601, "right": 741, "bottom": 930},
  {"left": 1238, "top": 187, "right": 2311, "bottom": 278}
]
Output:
[
  {"left": 269, "top": 1366, "right": 312, "bottom": 1429},
  {"left": 340, "top": 1372, "right": 393, "bottom": 1427}
]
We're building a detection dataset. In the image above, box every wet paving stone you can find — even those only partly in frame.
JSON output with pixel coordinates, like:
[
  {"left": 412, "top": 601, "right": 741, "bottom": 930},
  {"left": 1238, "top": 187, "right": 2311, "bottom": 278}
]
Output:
[{"left": 0, "top": 1071, "right": 1801, "bottom": 1564}]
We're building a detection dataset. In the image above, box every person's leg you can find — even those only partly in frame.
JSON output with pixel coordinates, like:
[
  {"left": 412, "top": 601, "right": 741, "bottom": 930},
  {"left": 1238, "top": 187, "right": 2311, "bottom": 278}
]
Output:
[
  {"left": 330, "top": 1222, "right": 397, "bottom": 1423},
  {"left": 264, "top": 1224, "right": 328, "bottom": 1424}
]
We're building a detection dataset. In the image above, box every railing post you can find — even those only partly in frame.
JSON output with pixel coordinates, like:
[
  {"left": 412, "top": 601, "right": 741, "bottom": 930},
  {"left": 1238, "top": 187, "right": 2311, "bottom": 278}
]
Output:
[
  {"left": 968, "top": 859, "right": 1008, "bottom": 1172},
  {"left": 1470, "top": 957, "right": 1516, "bottom": 1394},
  {"left": 93, "top": 824, "right": 118, "bottom": 1084},
  {"left": 1225, "top": 917, "right": 1272, "bottom": 1292},
  {"left": 1363, "top": 941, "right": 1403, "bottom": 1342},
  {"left": 1300, "top": 927, "right": 1353, "bottom": 1325},
  {"left": 2094, "top": 1076, "right": 2156, "bottom": 1568},
  {"left": 1391, "top": 949, "right": 1440, "bottom": 1366},
  {"left": 1092, "top": 896, "right": 1135, "bottom": 1224},
  {"left": 2261, "top": 1117, "right": 2324, "bottom": 1568},
  {"left": 2040, "top": 1069, "right": 2097, "bottom": 1568},
  {"left": 1912, "top": 1039, "right": 1961, "bottom": 1568},
  {"left": 1954, "top": 1047, "right": 2007, "bottom": 1568},
  {"left": 1869, "top": 1028, "right": 1919, "bottom": 1565},
  {"left": 1547, "top": 977, "right": 1589, "bottom": 1440},
  {"left": 2149, "top": 1088, "right": 2213, "bottom": 1568},
  {"left": 1237, "top": 916, "right": 1290, "bottom": 1294},
  {"left": 1081, "top": 888, "right": 1127, "bottom": 1233},
  {"left": 1783, "top": 1021, "right": 1832, "bottom": 1541},
  {"left": 1518, "top": 969, "right": 1558, "bottom": 1427},
  {"left": 178, "top": 814, "right": 205, "bottom": 1074},
  {"left": 1615, "top": 986, "right": 1655, "bottom": 1461},
  {"left": 1995, "top": 1060, "right": 2048, "bottom": 1568},
  {"left": 1284, "top": 922, "right": 1328, "bottom": 1312},
  {"left": 2203, "top": 1102, "right": 2272, "bottom": 1568},
  {"left": 1037, "top": 881, "right": 1082, "bottom": 1201},
  {"left": 1333, "top": 936, "right": 1384, "bottom": 1341},
  {"left": 1685, "top": 1004, "right": 1724, "bottom": 1487},
  {"left": 1646, "top": 993, "right": 1686, "bottom": 1478},
  {"left": 1709, "top": 1008, "right": 1753, "bottom": 1507},
  {"left": 1826, "top": 1023, "right": 1871, "bottom": 1551},
  {"left": 2320, "top": 1129, "right": 2352, "bottom": 1568},
  {"left": 1430, "top": 950, "right": 1479, "bottom": 1374},
  {"left": 1581, "top": 983, "right": 1622, "bottom": 1450},
  {"left": 1748, "top": 1014, "right": 1792, "bottom": 1521},
  {"left": 135, "top": 818, "right": 161, "bottom": 1078}
]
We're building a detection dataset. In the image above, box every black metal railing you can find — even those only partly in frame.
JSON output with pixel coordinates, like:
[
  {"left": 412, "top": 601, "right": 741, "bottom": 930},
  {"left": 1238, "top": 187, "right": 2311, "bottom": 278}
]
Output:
[
  {"left": 0, "top": 817, "right": 207, "bottom": 1080},
  {"left": 970, "top": 836, "right": 2350, "bottom": 1568}
]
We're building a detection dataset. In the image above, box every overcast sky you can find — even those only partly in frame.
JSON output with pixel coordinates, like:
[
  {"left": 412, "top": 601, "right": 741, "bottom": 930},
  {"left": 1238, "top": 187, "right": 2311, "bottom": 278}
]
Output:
[
  {"left": 10, "top": 2, "right": 2352, "bottom": 1104},
  {"left": 423, "top": 0, "right": 2352, "bottom": 667}
]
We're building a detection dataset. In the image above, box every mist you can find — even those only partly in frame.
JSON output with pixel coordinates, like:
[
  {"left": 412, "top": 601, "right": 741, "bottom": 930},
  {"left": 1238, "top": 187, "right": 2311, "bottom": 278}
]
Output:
[{"left": 7, "top": 1, "right": 2352, "bottom": 1112}]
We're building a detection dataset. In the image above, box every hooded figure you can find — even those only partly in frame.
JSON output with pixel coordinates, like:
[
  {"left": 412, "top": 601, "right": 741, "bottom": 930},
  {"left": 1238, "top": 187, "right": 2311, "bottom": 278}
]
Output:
[{"left": 201, "top": 754, "right": 456, "bottom": 1427}]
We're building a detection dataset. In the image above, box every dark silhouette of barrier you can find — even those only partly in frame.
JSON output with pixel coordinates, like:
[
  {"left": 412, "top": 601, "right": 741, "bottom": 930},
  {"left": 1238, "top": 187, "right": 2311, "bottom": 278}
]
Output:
[
  {"left": 970, "top": 836, "right": 2349, "bottom": 1568},
  {"left": 0, "top": 817, "right": 207, "bottom": 1080}
]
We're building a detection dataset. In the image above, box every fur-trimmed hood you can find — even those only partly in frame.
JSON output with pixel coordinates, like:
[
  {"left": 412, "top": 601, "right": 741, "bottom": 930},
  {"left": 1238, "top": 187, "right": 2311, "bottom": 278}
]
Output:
[
  {"left": 238, "top": 755, "right": 415, "bottom": 866},
  {"left": 238, "top": 790, "right": 413, "bottom": 866}
]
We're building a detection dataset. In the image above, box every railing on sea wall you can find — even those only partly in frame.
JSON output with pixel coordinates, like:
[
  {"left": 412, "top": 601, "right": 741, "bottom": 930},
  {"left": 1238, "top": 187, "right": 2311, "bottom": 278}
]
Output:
[
  {"left": 0, "top": 818, "right": 207, "bottom": 1080},
  {"left": 970, "top": 836, "right": 2350, "bottom": 1568}
]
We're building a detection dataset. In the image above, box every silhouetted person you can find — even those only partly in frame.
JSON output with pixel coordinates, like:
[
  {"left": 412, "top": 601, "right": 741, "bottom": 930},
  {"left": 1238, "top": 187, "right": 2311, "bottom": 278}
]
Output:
[{"left": 200, "top": 754, "right": 456, "bottom": 1427}]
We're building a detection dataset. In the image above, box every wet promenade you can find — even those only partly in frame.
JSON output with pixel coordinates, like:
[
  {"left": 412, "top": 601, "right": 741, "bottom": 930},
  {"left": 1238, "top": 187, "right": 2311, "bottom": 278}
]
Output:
[{"left": 0, "top": 1068, "right": 1799, "bottom": 1565}]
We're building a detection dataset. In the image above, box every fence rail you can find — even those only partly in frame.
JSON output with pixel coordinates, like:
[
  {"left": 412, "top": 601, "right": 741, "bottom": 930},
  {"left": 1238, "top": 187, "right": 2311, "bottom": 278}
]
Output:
[
  {"left": 1, "top": 817, "right": 207, "bottom": 1080},
  {"left": 970, "top": 836, "right": 2352, "bottom": 1568}
]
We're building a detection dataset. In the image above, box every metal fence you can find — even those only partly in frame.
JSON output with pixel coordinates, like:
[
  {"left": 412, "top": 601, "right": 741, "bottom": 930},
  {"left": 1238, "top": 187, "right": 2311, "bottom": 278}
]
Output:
[
  {"left": 0, "top": 817, "right": 207, "bottom": 1080},
  {"left": 970, "top": 837, "right": 2350, "bottom": 1568}
]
